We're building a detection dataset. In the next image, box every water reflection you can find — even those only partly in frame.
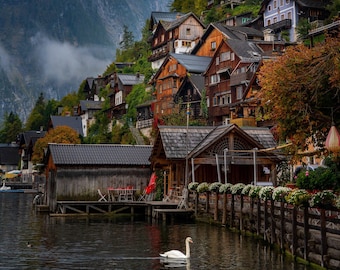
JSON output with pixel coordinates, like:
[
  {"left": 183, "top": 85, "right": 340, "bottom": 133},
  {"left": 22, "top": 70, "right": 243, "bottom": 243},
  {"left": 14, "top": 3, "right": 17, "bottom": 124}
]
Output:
[{"left": 0, "top": 194, "right": 314, "bottom": 270}]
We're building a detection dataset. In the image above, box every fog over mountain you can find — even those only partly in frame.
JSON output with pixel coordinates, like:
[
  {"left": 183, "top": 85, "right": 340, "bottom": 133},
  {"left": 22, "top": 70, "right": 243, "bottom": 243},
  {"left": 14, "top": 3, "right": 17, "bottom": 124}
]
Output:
[{"left": 0, "top": 0, "right": 171, "bottom": 123}]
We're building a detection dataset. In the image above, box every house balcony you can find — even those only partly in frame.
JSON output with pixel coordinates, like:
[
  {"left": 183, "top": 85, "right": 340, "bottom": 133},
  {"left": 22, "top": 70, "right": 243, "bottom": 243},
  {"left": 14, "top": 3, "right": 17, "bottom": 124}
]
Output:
[
  {"left": 148, "top": 44, "right": 170, "bottom": 62},
  {"left": 230, "top": 71, "right": 254, "bottom": 86},
  {"left": 231, "top": 117, "right": 256, "bottom": 127},
  {"left": 266, "top": 19, "right": 292, "bottom": 32}
]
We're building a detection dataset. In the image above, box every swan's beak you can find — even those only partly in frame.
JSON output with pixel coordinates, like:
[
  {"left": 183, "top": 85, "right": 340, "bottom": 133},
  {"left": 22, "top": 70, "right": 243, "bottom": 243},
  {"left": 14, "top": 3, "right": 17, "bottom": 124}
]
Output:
[{"left": 189, "top": 239, "right": 193, "bottom": 243}]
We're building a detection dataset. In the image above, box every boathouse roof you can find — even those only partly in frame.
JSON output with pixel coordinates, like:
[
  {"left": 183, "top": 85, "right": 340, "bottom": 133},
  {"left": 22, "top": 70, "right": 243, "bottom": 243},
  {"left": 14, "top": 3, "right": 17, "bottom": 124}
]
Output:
[{"left": 47, "top": 144, "right": 152, "bottom": 166}]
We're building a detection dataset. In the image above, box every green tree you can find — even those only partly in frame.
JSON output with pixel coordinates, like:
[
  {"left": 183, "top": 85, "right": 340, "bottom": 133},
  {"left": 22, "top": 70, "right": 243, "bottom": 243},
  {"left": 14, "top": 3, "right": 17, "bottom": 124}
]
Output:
[
  {"left": 125, "top": 84, "right": 152, "bottom": 123},
  {"left": 25, "top": 93, "right": 46, "bottom": 131},
  {"left": 0, "top": 112, "right": 23, "bottom": 143}
]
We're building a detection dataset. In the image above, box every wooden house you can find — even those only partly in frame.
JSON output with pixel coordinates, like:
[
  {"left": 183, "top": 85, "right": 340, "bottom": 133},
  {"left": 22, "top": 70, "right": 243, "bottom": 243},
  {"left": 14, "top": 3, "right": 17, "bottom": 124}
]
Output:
[
  {"left": 17, "top": 130, "right": 46, "bottom": 174},
  {"left": 150, "top": 124, "right": 283, "bottom": 195},
  {"left": 148, "top": 12, "right": 205, "bottom": 70},
  {"left": 77, "top": 100, "right": 103, "bottom": 137},
  {"left": 151, "top": 53, "right": 211, "bottom": 122},
  {"left": 0, "top": 143, "right": 20, "bottom": 174},
  {"left": 192, "top": 22, "right": 264, "bottom": 57},
  {"left": 44, "top": 143, "right": 153, "bottom": 212},
  {"left": 108, "top": 73, "right": 145, "bottom": 120},
  {"left": 259, "top": 0, "right": 331, "bottom": 43}
]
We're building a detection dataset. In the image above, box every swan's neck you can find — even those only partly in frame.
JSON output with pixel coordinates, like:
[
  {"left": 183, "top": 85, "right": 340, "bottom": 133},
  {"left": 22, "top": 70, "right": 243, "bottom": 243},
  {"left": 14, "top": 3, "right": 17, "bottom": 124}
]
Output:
[{"left": 185, "top": 240, "right": 191, "bottom": 258}]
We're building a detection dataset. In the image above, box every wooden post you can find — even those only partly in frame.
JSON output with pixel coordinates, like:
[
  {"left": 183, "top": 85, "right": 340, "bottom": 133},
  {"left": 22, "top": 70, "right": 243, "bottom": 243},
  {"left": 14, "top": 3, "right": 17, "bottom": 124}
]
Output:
[
  {"left": 264, "top": 200, "right": 268, "bottom": 241},
  {"left": 222, "top": 193, "right": 227, "bottom": 225},
  {"left": 231, "top": 194, "right": 235, "bottom": 228},
  {"left": 292, "top": 207, "right": 297, "bottom": 256},
  {"left": 303, "top": 207, "right": 309, "bottom": 260},
  {"left": 270, "top": 200, "right": 275, "bottom": 244},
  {"left": 280, "top": 201, "right": 285, "bottom": 250},
  {"left": 320, "top": 208, "right": 327, "bottom": 268},
  {"left": 194, "top": 192, "right": 198, "bottom": 216},
  {"left": 206, "top": 192, "right": 209, "bottom": 213},
  {"left": 240, "top": 195, "right": 244, "bottom": 231},
  {"left": 257, "top": 198, "right": 261, "bottom": 235},
  {"left": 214, "top": 192, "right": 219, "bottom": 221}
]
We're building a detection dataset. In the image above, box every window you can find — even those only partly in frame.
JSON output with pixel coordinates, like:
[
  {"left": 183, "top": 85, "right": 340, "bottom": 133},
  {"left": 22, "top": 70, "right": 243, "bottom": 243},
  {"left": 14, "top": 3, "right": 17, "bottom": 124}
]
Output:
[
  {"left": 169, "top": 31, "right": 172, "bottom": 39},
  {"left": 210, "top": 74, "right": 220, "bottom": 84},
  {"left": 288, "top": 12, "right": 292, "bottom": 19},
  {"left": 220, "top": 51, "right": 230, "bottom": 62},
  {"left": 115, "top": 91, "right": 123, "bottom": 106},
  {"left": 281, "top": 14, "right": 285, "bottom": 20},
  {"left": 274, "top": 1, "right": 277, "bottom": 9},
  {"left": 268, "top": 5, "right": 271, "bottom": 11},
  {"left": 286, "top": 0, "right": 290, "bottom": 3},
  {"left": 236, "top": 86, "right": 243, "bottom": 100},
  {"left": 213, "top": 96, "right": 217, "bottom": 106},
  {"left": 174, "top": 40, "right": 178, "bottom": 48},
  {"left": 186, "top": 28, "right": 191, "bottom": 35},
  {"left": 231, "top": 52, "right": 235, "bottom": 61},
  {"left": 216, "top": 57, "right": 219, "bottom": 65},
  {"left": 267, "top": 19, "right": 271, "bottom": 26},
  {"left": 280, "top": 0, "right": 283, "bottom": 6},
  {"left": 273, "top": 17, "right": 277, "bottom": 23},
  {"left": 211, "top": 41, "right": 216, "bottom": 50},
  {"left": 161, "top": 34, "right": 164, "bottom": 42},
  {"left": 206, "top": 97, "right": 210, "bottom": 107}
]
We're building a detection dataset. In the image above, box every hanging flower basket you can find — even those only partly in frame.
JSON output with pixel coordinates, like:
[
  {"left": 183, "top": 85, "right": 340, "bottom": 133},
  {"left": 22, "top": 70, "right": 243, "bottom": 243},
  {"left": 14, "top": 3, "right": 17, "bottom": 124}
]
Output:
[
  {"left": 196, "top": 182, "right": 209, "bottom": 193},
  {"left": 241, "top": 184, "right": 254, "bottom": 196},
  {"left": 309, "top": 190, "right": 336, "bottom": 209},
  {"left": 219, "top": 183, "right": 233, "bottom": 194},
  {"left": 188, "top": 182, "right": 199, "bottom": 192},
  {"left": 230, "top": 183, "right": 246, "bottom": 195},
  {"left": 272, "top": 187, "right": 292, "bottom": 202},
  {"left": 249, "top": 186, "right": 262, "bottom": 199},
  {"left": 259, "top": 186, "right": 275, "bottom": 201},
  {"left": 285, "top": 189, "right": 311, "bottom": 207},
  {"left": 209, "top": 182, "right": 222, "bottom": 193}
]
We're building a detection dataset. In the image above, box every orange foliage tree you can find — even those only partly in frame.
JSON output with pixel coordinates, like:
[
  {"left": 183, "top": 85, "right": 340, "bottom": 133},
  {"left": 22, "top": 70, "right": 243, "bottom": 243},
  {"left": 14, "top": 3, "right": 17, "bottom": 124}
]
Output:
[
  {"left": 32, "top": 125, "right": 81, "bottom": 164},
  {"left": 258, "top": 36, "right": 340, "bottom": 153}
]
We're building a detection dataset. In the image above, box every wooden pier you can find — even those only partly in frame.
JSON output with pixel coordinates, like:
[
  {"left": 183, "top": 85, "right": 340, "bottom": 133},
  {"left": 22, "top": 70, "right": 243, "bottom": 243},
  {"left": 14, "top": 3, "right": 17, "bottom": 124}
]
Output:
[{"left": 49, "top": 200, "right": 195, "bottom": 222}]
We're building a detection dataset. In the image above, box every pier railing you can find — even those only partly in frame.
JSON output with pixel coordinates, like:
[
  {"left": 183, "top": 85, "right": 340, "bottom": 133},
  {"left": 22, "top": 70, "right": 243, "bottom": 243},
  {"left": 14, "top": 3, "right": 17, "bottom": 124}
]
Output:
[{"left": 191, "top": 192, "right": 340, "bottom": 270}]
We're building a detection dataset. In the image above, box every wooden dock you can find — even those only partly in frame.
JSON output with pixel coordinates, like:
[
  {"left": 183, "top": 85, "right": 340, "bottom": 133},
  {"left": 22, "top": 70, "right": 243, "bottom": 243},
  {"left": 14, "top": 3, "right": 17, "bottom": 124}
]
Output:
[{"left": 48, "top": 200, "right": 195, "bottom": 222}]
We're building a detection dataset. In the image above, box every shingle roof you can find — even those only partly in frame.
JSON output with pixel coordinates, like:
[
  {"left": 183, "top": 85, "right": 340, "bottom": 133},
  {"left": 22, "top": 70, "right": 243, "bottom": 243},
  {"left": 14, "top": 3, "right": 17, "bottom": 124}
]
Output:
[
  {"left": 226, "top": 39, "right": 262, "bottom": 62},
  {"left": 0, "top": 144, "right": 19, "bottom": 165},
  {"left": 157, "top": 125, "right": 278, "bottom": 159},
  {"left": 169, "top": 53, "right": 212, "bottom": 73},
  {"left": 188, "top": 74, "right": 205, "bottom": 93},
  {"left": 159, "top": 126, "right": 212, "bottom": 159},
  {"left": 50, "top": 116, "right": 84, "bottom": 137},
  {"left": 118, "top": 74, "right": 145, "bottom": 85},
  {"left": 48, "top": 144, "right": 152, "bottom": 166},
  {"left": 151, "top": 11, "right": 183, "bottom": 25}
]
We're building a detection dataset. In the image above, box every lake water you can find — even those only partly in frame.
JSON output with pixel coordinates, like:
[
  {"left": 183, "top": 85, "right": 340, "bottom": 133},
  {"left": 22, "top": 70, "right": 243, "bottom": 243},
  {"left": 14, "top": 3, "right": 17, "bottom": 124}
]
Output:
[{"left": 0, "top": 193, "right": 316, "bottom": 270}]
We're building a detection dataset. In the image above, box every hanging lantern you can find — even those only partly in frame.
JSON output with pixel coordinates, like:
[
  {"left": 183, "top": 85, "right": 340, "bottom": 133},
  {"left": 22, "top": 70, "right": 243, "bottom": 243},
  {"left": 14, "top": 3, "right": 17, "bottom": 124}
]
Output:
[{"left": 325, "top": 125, "right": 340, "bottom": 153}]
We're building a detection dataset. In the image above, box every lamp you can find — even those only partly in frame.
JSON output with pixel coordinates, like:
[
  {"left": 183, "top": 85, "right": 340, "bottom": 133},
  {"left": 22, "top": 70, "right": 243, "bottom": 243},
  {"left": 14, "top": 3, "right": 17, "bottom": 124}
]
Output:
[{"left": 325, "top": 124, "right": 340, "bottom": 153}]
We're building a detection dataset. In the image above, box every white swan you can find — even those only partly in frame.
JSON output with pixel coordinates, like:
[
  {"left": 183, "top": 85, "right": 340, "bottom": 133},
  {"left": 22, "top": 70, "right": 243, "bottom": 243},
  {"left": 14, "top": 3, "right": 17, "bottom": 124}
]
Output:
[{"left": 160, "top": 237, "right": 193, "bottom": 259}]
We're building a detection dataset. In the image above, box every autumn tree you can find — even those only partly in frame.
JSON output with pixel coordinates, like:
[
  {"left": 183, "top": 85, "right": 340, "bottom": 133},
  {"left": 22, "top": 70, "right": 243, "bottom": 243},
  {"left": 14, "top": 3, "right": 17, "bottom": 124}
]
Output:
[
  {"left": 258, "top": 36, "right": 340, "bottom": 154},
  {"left": 32, "top": 125, "right": 81, "bottom": 164}
]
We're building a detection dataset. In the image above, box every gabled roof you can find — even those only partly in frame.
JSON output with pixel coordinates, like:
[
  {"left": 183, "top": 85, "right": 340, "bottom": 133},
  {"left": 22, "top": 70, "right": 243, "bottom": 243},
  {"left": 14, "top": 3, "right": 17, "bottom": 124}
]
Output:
[
  {"left": 79, "top": 100, "right": 103, "bottom": 111},
  {"left": 150, "top": 11, "right": 183, "bottom": 29},
  {"left": 177, "top": 74, "right": 205, "bottom": 99},
  {"left": 50, "top": 116, "right": 84, "bottom": 137},
  {"left": 48, "top": 144, "right": 152, "bottom": 166},
  {"left": 118, "top": 74, "right": 145, "bottom": 85},
  {"left": 154, "top": 125, "right": 278, "bottom": 160},
  {"left": 161, "top": 12, "right": 205, "bottom": 31},
  {"left": 0, "top": 143, "right": 19, "bottom": 166},
  {"left": 18, "top": 130, "right": 46, "bottom": 147},
  {"left": 226, "top": 39, "right": 263, "bottom": 62},
  {"left": 191, "top": 22, "right": 264, "bottom": 54},
  {"left": 169, "top": 53, "right": 212, "bottom": 73}
]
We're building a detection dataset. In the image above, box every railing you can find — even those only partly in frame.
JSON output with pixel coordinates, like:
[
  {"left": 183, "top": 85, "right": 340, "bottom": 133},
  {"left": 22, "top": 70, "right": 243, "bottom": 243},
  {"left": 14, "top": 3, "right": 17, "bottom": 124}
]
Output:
[
  {"left": 230, "top": 71, "right": 254, "bottom": 86},
  {"left": 136, "top": 119, "right": 153, "bottom": 129},
  {"left": 265, "top": 19, "right": 292, "bottom": 31}
]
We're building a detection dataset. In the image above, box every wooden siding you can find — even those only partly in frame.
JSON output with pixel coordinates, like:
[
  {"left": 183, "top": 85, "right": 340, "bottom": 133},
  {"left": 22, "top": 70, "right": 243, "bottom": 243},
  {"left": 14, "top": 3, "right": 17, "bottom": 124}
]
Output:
[
  {"left": 178, "top": 16, "right": 204, "bottom": 40},
  {"left": 195, "top": 28, "right": 225, "bottom": 57}
]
